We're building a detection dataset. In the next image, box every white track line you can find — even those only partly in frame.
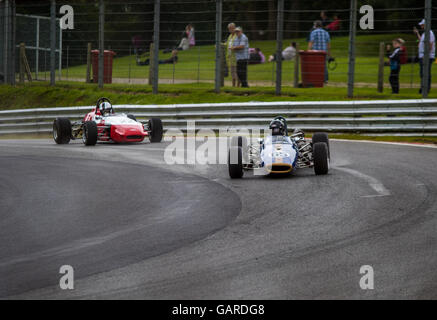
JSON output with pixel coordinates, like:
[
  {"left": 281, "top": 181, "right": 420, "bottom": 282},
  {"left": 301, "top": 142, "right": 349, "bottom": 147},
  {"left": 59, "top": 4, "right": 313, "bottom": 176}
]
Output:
[{"left": 335, "top": 166, "right": 391, "bottom": 197}]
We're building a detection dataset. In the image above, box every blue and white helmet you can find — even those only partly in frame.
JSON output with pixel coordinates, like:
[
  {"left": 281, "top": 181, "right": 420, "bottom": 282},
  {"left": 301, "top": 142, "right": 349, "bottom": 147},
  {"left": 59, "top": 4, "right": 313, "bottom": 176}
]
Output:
[{"left": 269, "top": 118, "right": 286, "bottom": 136}]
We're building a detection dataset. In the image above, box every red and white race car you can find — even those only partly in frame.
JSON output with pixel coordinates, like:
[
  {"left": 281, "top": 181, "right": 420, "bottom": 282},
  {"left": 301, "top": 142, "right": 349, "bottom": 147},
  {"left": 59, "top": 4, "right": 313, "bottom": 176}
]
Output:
[{"left": 53, "top": 98, "right": 163, "bottom": 145}]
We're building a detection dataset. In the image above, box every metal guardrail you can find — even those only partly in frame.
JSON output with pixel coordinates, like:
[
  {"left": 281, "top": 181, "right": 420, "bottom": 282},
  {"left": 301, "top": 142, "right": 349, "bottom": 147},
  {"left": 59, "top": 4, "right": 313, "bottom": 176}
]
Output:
[{"left": 1, "top": 99, "right": 437, "bottom": 135}]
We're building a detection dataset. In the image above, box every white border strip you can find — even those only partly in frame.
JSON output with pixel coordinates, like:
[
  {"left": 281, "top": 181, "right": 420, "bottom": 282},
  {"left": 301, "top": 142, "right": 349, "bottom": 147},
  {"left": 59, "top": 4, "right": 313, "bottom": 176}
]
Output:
[{"left": 332, "top": 138, "right": 437, "bottom": 149}]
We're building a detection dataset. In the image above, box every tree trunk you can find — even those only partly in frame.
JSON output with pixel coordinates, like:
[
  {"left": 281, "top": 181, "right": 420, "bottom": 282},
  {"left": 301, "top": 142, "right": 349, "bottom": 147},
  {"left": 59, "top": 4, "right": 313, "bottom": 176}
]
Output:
[{"left": 268, "top": 0, "right": 276, "bottom": 39}]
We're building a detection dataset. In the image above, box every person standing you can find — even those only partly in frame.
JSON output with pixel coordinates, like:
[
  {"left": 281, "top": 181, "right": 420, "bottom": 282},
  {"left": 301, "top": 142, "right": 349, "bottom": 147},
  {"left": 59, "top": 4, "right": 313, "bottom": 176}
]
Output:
[
  {"left": 308, "top": 20, "right": 331, "bottom": 83},
  {"left": 187, "top": 24, "right": 195, "bottom": 48},
  {"left": 414, "top": 19, "right": 435, "bottom": 94},
  {"left": 386, "top": 39, "right": 404, "bottom": 94},
  {"left": 320, "top": 11, "right": 330, "bottom": 28},
  {"left": 225, "top": 23, "right": 239, "bottom": 87},
  {"left": 231, "top": 27, "right": 249, "bottom": 88}
]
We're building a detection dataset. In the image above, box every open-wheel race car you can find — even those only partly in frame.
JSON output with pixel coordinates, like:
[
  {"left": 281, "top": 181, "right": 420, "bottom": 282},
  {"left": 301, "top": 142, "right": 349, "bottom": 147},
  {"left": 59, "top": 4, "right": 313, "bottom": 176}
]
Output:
[
  {"left": 228, "top": 116, "right": 330, "bottom": 178},
  {"left": 53, "top": 98, "right": 163, "bottom": 146}
]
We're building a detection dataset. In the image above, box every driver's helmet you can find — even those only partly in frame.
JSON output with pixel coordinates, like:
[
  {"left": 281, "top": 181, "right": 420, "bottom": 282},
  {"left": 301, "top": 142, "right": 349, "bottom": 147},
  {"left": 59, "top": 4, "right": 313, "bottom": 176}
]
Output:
[
  {"left": 269, "top": 119, "right": 286, "bottom": 136},
  {"left": 98, "top": 102, "right": 113, "bottom": 115}
]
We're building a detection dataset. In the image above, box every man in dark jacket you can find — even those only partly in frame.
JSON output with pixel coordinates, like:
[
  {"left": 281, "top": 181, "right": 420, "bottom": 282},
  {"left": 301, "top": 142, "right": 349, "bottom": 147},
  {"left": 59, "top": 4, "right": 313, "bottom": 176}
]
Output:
[{"left": 386, "top": 38, "right": 403, "bottom": 94}]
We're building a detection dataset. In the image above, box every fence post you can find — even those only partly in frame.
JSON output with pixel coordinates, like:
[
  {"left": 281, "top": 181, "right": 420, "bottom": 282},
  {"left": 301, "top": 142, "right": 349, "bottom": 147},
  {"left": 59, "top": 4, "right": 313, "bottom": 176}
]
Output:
[
  {"left": 19, "top": 43, "right": 25, "bottom": 83},
  {"left": 214, "top": 0, "right": 223, "bottom": 93},
  {"left": 128, "top": 46, "right": 131, "bottom": 84},
  {"left": 275, "top": 0, "right": 284, "bottom": 95},
  {"left": 293, "top": 43, "right": 300, "bottom": 88},
  {"left": 148, "top": 43, "right": 154, "bottom": 85},
  {"left": 35, "top": 17, "right": 40, "bottom": 80},
  {"left": 86, "top": 43, "right": 92, "bottom": 83},
  {"left": 220, "top": 44, "right": 226, "bottom": 87},
  {"left": 50, "top": 0, "right": 56, "bottom": 86},
  {"left": 347, "top": 0, "right": 357, "bottom": 98},
  {"left": 59, "top": 19, "right": 62, "bottom": 81},
  {"left": 152, "top": 0, "right": 160, "bottom": 94},
  {"left": 3, "top": 0, "right": 9, "bottom": 84},
  {"left": 98, "top": 0, "right": 105, "bottom": 89},
  {"left": 197, "top": 46, "right": 201, "bottom": 83},
  {"left": 66, "top": 45, "right": 69, "bottom": 80},
  {"left": 423, "top": 0, "right": 432, "bottom": 98},
  {"left": 377, "top": 42, "right": 385, "bottom": 93}
]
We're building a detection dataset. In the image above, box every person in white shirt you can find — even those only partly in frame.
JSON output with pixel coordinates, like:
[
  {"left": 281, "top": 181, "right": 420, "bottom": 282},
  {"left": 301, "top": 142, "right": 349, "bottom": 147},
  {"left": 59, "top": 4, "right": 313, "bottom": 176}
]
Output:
[
  {"left": 414, "top": 19, "right": 435, "bottom": 94},
  {"left": 268, "top": 42, "right": 297, "bottom": 62}
]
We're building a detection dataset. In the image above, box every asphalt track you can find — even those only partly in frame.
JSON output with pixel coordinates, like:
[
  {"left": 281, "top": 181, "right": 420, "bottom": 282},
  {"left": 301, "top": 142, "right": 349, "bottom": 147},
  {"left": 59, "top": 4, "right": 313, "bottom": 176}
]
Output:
[{"left": 0, "top": 138, "right": 436, "bottom": 299}]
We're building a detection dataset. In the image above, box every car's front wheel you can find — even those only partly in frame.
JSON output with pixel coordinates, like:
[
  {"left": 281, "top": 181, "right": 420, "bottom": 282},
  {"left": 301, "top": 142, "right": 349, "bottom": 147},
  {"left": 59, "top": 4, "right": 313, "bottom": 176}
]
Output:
[
  {"left": 313, "top": 142, "right": 329, "bottom": 175},
  {"left": 148, "top": 118, "right": 163, "bottom": 143},
  {"left": 228, "top": 146, "right": 244, "bottom": 179},
  {"left": 53, "top": 118, "right": 72, "bottom": 144},
  {"left": 312, "top": 132, "right": 330, "bottom": 158},
  {"left": 82, "top": 121, "right": 98, "bottom": 146}
]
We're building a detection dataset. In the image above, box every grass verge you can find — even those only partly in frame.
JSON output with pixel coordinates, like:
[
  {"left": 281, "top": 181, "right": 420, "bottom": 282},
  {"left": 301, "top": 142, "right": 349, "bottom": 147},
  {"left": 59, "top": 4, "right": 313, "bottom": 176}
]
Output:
[{"left": 1, "top": 81, "right": 437, "bottom": 110}]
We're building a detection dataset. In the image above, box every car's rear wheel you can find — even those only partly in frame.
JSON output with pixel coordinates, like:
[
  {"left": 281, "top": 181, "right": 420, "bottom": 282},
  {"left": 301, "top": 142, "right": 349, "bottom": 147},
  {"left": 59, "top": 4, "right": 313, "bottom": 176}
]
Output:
[
  {"left": 313, "top": 142, "right": 329, "bottom": 175},
  {"left": 312, "top": 132, "right": 330, "bottom": 158},
  {"left": 148, "top": 118, "right": 163, "bottom": 143},
  {"left": 228, "top": 146, "right": 244, "bottom": 179},
  {"left": 82, "top": 121, "right": 98, "bottom": 146},
  {"left": 53, "top": 118, "right": 71, "bottom": 144}
]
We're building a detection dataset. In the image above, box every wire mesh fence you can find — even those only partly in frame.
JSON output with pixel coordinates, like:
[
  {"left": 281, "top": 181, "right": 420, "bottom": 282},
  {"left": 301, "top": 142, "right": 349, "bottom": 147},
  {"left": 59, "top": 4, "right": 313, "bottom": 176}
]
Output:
[
  {"left": 16, "top": 13, "right": 62, "bottom": 81},
  {"left": 0, "top": 2, "right": 4, "bottom": 83},
  {"left": 2, "top": 0, "right": 437, "bottom": 97}
]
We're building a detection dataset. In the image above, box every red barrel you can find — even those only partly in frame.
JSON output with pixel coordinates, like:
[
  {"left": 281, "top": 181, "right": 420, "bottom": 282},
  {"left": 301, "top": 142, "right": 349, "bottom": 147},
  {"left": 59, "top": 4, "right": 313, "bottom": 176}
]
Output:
[
  {"left": 91, "top": 50, "right": 116, "bottom": 84},
  {"left": 299, "top": 50, "right": 326, "bottom": 88}
]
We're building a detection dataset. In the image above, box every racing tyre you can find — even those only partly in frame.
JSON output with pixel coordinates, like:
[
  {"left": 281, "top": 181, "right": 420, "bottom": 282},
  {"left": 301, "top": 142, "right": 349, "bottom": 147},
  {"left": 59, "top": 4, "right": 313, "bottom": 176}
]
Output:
[
  {"left": 312, "top": 132, "right": 330, "bottom": 158},
  {"left": 148, "top": 118, "right": 163, "bottom": 143},
  {"left": 127, "top": 114, "right": 137, "bottom": 121},
  {"left": 228, "top": 146, "right": 244, "bottom": 179},
  {"left": 230, "top": 136, "right": 247, "bottom": 149},
  {"left": 53, "top": 118, "right": 72, "bottom": 144},
  {"left": 82, "top": 121, "right": 98, "bottom": 146},
  {"left": 230, "top": 136, "right": 248, "bottom": 164},
  {"left": 313, "top": 142, "right": 329, "bottom": 175}
]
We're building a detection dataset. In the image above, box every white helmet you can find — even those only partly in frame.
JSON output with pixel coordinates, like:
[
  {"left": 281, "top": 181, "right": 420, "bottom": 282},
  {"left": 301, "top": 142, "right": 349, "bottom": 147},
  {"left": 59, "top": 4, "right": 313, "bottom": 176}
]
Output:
[{"left": 99, "top": 102, "right": 113, "bottom": 115}]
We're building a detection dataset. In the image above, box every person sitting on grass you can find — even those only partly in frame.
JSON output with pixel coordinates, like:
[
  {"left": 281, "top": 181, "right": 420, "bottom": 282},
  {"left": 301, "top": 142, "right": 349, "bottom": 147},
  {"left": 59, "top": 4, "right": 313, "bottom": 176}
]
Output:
[
  {"left": 249, "top": 48, "right": 266, "bottom": 64},
  {"left": 386, "top": 38, "right": 404, "bottom": 94},
  {"left": 137, "top": 50, "right": 178, "bottom": 66},
  {"left": 268, "top": 42, "right": 297, "bottom": 62}
]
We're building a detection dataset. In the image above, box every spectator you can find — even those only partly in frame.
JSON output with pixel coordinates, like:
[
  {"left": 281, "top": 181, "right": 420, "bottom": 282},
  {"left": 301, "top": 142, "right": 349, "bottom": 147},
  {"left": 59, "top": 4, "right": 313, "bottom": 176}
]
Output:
[
  {"left": 132, "top": 35, "right": 145, "bottom": 56},
  {"left": 308, "top": 20, "right": 331, "bottom": 83},
  {"left": 268, "top": 42, "right": 297, "bottom": 62},
  {"left": 231, "top": 27, "right": 249, "bottom": 88},
  {"left": 249, "top": 48, "right": 266, "bottom": 65},
  {"left": 177, "top": 24, "right": 195, "bottom": 51},
  {"left": 137, "top": 50, "right": 178, "bottom": 66},
  {"left": 325, "top": 14, "right": 341, "bottom": 33},
  {"left": 386, "top": 39, "right": 404, "bottom": 94},
  {"left": 225, "top": 23, "right": 239, "bottom": 87},
  {"left": 414, "top": 19, "right": 435, "bottom": 94},
  {"left": 320, "top": 11, "right": 330, "bottom": 28},
  {"left": 398, "top": 39, "right": 408, "bottom": 65},
  {"left": 187, "top": 24, "right": 195, "bottom": 47}
]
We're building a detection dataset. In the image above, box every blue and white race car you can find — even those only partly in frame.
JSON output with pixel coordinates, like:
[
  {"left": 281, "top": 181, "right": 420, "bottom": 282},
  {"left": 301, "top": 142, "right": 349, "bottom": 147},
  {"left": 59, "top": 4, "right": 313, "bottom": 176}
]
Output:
[{"left": 228, "top": 116, "right": 330, "bottom": 178}]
